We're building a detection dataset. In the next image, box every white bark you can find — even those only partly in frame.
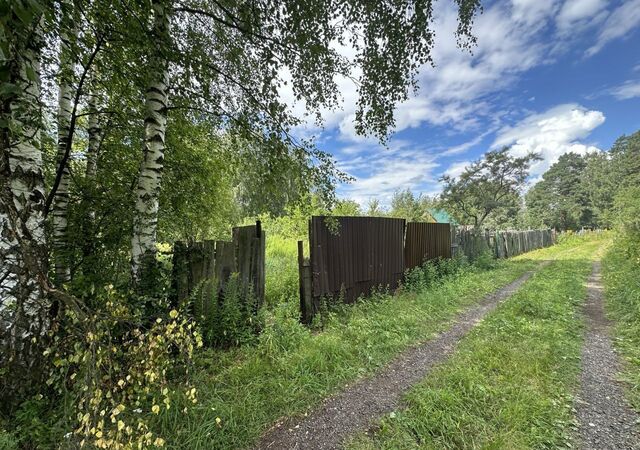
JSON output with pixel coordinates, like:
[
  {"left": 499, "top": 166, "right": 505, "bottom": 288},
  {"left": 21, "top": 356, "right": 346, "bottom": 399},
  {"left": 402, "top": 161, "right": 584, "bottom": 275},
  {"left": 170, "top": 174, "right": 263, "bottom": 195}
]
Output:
[
  {"left": 0, "top": 17, "right": 49, "bottom": 380},
  {"left": 131, "top": 0, "right": 170, "bottom": 282},
  {"left": 52, "top": 2, "right": 77, "bottom": 283}
]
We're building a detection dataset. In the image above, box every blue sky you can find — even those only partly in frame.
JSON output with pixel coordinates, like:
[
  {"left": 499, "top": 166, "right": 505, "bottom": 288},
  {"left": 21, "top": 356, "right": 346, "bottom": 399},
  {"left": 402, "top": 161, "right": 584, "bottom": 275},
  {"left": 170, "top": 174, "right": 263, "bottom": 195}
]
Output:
[{"left": 286, "top": 0, "right": 640, "bottom": 206}]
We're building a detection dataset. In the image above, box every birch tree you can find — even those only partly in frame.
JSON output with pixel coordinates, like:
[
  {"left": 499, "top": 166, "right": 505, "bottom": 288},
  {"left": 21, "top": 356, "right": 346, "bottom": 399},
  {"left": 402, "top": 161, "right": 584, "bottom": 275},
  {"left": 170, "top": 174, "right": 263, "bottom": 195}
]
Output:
[
  {"left": 0, "top": 4, "right": 51, "bottom": 404},
  {"left": 52, "top": 0, "right": 77, "bottom": 283},
  {"left": 131, "top": 0, "right": 171, "bottom": 283}
]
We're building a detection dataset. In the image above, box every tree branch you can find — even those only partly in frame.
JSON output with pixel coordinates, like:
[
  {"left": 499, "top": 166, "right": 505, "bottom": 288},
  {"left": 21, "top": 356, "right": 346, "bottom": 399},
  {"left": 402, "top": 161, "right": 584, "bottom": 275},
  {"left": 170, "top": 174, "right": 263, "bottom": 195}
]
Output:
[{"left": 44, "top": 35, "right": 104, "bottom": 217}]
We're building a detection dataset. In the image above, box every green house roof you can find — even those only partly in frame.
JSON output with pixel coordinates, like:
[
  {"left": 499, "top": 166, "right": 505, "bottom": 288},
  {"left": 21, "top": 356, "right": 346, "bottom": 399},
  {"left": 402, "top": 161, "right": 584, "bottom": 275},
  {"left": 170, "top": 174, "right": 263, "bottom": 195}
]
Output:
[{"left": 427, "top": 208, "right": 457, "bottom": 224}]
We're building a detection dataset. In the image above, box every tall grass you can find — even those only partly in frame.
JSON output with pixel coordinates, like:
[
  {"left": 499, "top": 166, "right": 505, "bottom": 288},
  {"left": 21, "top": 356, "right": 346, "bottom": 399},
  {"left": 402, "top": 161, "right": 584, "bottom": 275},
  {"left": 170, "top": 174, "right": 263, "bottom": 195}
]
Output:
[
  {"left": 264, "top": 234, "right": 300, "bottom": 306},
  {"left": 603, "top": 234, "right": 640, "bottom": 411}
]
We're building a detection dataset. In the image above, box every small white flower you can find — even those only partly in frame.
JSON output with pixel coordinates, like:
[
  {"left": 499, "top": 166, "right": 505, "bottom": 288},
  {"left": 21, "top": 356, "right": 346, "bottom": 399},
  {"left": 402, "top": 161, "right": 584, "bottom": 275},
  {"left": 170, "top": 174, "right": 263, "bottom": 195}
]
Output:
[
  {"left": 133, "top": 408, "right": 142, "bottom": 414},
  {"left": 64, "top": 432, "right": 72, "bottom": 439}
]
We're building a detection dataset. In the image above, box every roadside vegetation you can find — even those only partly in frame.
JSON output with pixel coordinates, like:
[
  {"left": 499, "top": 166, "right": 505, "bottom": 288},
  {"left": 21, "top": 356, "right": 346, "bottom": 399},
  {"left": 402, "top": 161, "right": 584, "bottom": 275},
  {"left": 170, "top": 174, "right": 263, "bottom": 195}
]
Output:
[
  {"left": 602, "top": 185, "right": 640, "bottom": 412},
  {"left": 145, "top": 254, "right": 538, "bottom": 449},
  {"left": 347, "top": 234, "right": 607, "bottom": 450}
]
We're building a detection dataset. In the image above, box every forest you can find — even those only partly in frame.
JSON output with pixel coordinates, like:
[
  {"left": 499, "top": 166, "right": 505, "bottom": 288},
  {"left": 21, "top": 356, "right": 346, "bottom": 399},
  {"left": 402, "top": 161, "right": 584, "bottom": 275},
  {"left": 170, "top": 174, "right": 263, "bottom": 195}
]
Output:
[{"left": 2, "top": 0, "right": 640, "bottom": 449}]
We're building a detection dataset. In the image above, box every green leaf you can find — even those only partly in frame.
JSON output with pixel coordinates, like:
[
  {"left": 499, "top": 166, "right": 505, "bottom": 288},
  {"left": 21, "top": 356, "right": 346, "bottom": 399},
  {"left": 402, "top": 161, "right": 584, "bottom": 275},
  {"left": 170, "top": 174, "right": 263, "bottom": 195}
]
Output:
[
  {"left": 25, "top": 64, "right": 36, "bottom": 82},
  {"left": 13, "top": 4, "right": 35, "bottom": 26}
]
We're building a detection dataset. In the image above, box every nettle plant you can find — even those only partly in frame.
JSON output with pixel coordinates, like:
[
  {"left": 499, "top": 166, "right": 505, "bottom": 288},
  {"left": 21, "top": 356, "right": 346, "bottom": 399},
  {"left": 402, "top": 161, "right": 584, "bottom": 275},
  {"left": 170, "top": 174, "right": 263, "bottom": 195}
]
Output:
[{"left": 43, "top": 287, "right": 202, "bottom": 448}]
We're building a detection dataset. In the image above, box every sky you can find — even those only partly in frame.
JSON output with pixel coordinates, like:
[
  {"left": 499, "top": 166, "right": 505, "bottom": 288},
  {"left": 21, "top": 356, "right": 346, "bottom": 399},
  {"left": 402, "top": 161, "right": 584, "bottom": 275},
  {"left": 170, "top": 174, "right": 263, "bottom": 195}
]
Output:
[{"left": 284, "top": 0, "right": 640, "bottom": 207}]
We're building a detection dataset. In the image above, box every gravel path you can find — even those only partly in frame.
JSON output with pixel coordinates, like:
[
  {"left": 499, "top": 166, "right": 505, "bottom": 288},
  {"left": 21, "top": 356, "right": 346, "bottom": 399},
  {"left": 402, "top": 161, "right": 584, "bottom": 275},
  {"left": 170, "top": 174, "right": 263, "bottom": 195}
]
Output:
[
  {"left": 576, "top": 262, "right": 640, "bottom": 450},
  {"left": 254, "top": 266, "right": 543, "bottom": 450}
]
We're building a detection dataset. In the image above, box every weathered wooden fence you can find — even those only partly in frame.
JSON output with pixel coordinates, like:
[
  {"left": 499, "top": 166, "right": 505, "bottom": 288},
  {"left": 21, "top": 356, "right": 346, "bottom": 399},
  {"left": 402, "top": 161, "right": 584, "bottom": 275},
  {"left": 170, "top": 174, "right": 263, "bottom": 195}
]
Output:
[
  {"left": 172, "top": 222, "right": 265, "bottom": 318},
  {"left": 452, "top": 227, "right": 555, "bottom": 260}
]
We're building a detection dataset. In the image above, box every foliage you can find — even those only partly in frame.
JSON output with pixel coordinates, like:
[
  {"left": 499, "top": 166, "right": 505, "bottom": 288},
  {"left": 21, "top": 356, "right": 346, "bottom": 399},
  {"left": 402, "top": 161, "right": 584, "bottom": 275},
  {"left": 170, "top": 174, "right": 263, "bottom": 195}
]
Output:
[
  {"left": 403, "top": 255, "right": 469, "bottom": 291},
  {"left": 199, "top": 274, "right": 261, "bottom": 348},
  {"left": 525, "top": 152, "right": 594, "bottom": 230},
  {"left": 366, "top": 198, "right": 384, "bottom": 216},
  {"left": 440, "top": 148, "right": 540, "bottom": 227},
  {"left": 389, "top": 189, "right": 436, "bottom": 221},
  {"left": 11, "top": 291, "right": 202, "bottom": 449},
  {"left": 524, "top": 130, "right": 640, "bottom": 231},
  {"left": 264, "top": 235, "right": 300, "bottom": 306}
]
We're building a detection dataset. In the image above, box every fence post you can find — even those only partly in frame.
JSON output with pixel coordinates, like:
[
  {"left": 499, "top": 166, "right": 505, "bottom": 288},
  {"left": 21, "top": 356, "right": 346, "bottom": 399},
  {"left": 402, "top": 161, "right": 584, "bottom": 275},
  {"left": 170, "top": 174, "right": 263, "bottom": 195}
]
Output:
[{"left": 298, "top": 241, "right": 314, "bottom": 324}]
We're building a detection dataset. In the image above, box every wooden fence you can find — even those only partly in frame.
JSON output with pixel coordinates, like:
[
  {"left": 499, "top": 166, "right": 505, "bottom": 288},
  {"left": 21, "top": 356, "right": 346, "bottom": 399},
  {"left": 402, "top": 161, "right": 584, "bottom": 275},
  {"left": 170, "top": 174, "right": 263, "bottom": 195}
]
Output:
[
  {"left": 171, "top": 221, "right": 265, "bottom": 319},
  {"left": 452, "top": 227, "right": 555, "bottom": 260}
]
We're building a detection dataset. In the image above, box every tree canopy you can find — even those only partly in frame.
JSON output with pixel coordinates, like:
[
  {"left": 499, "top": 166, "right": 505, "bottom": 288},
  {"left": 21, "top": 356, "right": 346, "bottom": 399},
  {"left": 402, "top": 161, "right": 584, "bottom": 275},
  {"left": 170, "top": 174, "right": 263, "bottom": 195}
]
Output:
[{"left": 440, "top": 148, "right": 539, "bottom": 228}]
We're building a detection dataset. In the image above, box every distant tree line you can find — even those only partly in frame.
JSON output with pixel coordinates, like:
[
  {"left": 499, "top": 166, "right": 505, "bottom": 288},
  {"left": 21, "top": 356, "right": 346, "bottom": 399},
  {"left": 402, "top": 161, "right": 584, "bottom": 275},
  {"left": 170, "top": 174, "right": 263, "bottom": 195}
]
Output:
[{"left": 369, "top": 131, "right": 640, "bottom": 232}]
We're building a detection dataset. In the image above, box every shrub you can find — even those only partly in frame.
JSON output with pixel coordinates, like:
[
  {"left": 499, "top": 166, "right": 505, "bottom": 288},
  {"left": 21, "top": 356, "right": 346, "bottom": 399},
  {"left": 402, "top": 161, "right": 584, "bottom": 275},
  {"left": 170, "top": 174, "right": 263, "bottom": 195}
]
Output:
[
  {"left": 16, "top": 288, "right": 203, "bottom": 449},
  {"left": 404, "top": 255, "right": 469, "bottom": 292}
]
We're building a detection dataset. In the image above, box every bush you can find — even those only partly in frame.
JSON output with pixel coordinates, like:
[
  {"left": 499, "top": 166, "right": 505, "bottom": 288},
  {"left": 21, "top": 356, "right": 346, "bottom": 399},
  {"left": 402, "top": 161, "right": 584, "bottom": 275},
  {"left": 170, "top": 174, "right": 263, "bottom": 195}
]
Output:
[
  {"left": 403, "top": 255, "right": 469, "bottom": 292},
  {"left": 13, "top": 289, "right": 203, "bottom": 449},
  {"left": 474, "top": 250, "right": 497, "bottom": 270}
]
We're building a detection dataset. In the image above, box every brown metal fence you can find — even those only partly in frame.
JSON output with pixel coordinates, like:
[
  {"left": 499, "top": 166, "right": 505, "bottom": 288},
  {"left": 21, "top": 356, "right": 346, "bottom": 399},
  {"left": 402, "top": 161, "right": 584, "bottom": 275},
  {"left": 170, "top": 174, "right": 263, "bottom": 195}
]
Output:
[
  {"left": 404, "top": 222, "right": 452, "bottom": 270},
  {"left": 309, "top": 216, "right": 406, "bottom": 305},
  {"left": 298, "top": 217, "right": 452, "bottom": 322},
  {"left": 298, "top": 216, "right": 555, "bottom": 323}
]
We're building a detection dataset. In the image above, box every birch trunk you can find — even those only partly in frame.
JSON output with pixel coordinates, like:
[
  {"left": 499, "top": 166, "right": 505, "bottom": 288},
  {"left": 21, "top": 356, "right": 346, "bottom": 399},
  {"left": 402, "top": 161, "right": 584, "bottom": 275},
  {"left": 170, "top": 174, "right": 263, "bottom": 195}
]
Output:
[
  {"left": 0, "top": 16, "right": 50, "bottom": 402},
  {"left": 131, "top": 0, "right": 170, "bottom": 284},
  {"left": 52, "top": 2, "right": 77, "bottom": 284}
]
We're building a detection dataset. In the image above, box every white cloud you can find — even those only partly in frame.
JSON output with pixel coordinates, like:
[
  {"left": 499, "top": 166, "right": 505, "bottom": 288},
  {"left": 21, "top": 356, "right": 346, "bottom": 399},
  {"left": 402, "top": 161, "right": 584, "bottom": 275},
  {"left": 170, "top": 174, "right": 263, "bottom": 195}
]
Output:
[
  {"left": 443, "top": 160, "right": 472, "bottom": 179},
  {"left": 337, "top": 140, "right": 440, "bottom": 205},
  {"left": 586, "top": 0, "right": 640, "bottom": 56},
  {"left": 556, "top": 0, "right": 608, "bottom": 31},
  {"left": 282, "top": 1, "right": 567, "bottom": 142},
  {"left": 610, "top": 80, "right": 640, "bottom": 100},
  {"left": 493, "top": 103, "right": 605, "bottom": 176},
  {"left": 441, "top": 130, "right": 493, "bottom": 156}
]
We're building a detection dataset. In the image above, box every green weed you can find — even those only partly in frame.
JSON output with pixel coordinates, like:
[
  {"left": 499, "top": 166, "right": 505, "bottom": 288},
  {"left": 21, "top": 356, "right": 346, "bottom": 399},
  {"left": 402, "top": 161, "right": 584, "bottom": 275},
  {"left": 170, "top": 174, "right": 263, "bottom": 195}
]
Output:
[{"left": 603, "top": 236, "right": 640, "bottom": 411}]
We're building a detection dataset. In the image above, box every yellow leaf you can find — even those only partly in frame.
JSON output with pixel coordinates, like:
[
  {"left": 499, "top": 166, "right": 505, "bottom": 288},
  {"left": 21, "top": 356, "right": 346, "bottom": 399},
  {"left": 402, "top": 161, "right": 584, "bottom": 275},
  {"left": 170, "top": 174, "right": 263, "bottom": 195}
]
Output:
[
  {"left": 152, "top": 405, "right": 160, "bottom": 414},
  {"left": 169, "top": 310, "right": 178, "bottom": 319}
]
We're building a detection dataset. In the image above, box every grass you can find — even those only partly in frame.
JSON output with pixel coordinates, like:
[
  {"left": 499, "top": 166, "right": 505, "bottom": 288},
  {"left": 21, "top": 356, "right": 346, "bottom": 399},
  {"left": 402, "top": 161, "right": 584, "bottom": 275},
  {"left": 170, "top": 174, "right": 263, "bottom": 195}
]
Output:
[
  {"left": 347, "top": 234, "right": 606, "bottom": 450},
  {"left": 264, "top": 234, "right": 300, "bottom": 306},
  {"left": 151, "top": 255, "right": 546, "bottom": 448},
  {"left": 148, "top": 236, "right": 610, "bottom": 449},
  {"left": 602, "top": 233, "right": 640, "bottom": 412}
]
